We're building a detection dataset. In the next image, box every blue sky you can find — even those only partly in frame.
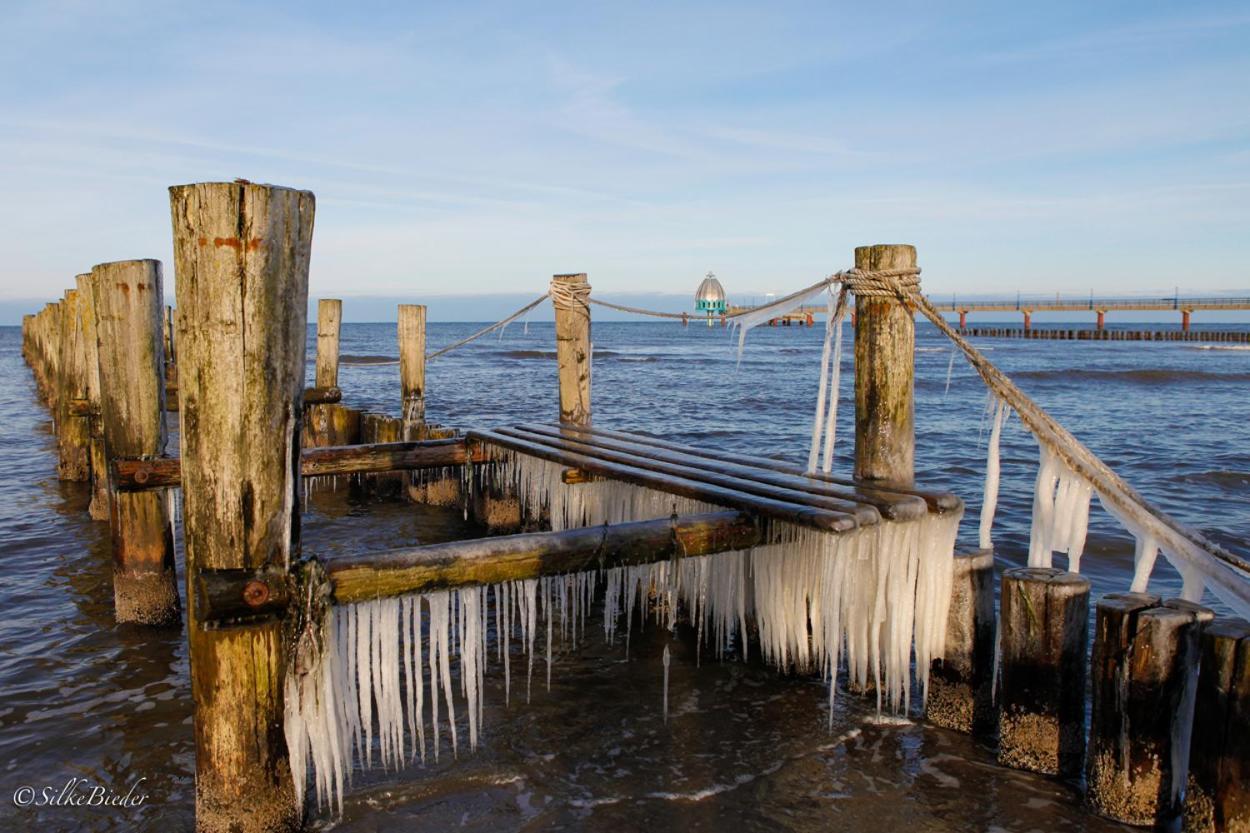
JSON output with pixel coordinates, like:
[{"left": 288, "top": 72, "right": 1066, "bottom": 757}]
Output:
[{"left": 1, "top": 1, "right": 1247, "bottom": 314}]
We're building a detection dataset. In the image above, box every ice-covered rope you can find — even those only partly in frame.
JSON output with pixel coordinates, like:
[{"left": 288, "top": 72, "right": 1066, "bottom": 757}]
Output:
[
  {"left": 849, "top": 267, "right": 1250, "bottom": 614},
  {"left": 426, "top": 293, "right": 550, "bottom": 361}
]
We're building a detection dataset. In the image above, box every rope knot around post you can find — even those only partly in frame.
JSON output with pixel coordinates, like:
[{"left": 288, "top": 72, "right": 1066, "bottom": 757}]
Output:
[
  {"left": 837, "top": 266, "right": 922, "bottom": 299},
  {"left": 549, "top": 272, "right": 592, "bottom": 314}
]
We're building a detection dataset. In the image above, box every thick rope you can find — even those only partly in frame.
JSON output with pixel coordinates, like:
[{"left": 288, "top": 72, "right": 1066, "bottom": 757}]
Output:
[
  {"left": 426, "top": 293, "right": 550, "bottom": 361},
  {"left": 588, "top": 298, "right": 691, "bottom": 320},
  {"left": 848, "top": 266, "right": 1249, "bottom": 611}
]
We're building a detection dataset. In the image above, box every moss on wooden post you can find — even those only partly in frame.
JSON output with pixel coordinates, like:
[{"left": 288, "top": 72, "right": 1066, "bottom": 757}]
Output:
[
  {"left": 92, "top": 260, "right": 180, "bottom": 625},
  {"left": 853, "top": 244, "right": 915, "bottom": 487},
  {"left": 170, "top": 180, "right": 314, "bottom": 833}
]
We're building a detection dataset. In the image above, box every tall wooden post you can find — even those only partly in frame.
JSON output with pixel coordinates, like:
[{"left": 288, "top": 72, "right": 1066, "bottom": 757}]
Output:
[
  {"left": 998, "top": 566, "right": 1090, "bottom": 777},
  {"left": 1184, "top": 617, "right": 1250, "bottom": 833},
  {"left": 1088, "top": 596, "right": 1206, "bottom": 825},
  {"left": 853, "top": 244, "right": 915, "bottom": 486},
  {"left": 551, "top": 272, "right": 591, "bottom": 425},
  {"left": 927, "top": 548, "right": 996, "bottom": 735},
  {"left": 91, "top": 260, "right": 180, "bottom": 624},
  {"left": 398, "top": 304, "right": 427, "bottom": 437},
  {"left": 171, "top": 181, "right": 314, "bottom": 833},
  {"left": 315, "top": 298, "right": 341, "bottom": 389},
  {"left": 56, "top": 288, "right": 91, "bottom": 481},
  {"left": 76, "top": 272, "right": 110, "bottom": 520}
]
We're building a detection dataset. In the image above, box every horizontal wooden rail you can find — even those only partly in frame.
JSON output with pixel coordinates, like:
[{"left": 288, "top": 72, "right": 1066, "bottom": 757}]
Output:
[
  {"left": 469, "top": 428, "right": 859, "bottom": 532},
  {"left": 194, "top": 510, "right": 761, "bottom": 622},
  {"left": 112, "top": 438, "right": 487, "bottom": 491}
]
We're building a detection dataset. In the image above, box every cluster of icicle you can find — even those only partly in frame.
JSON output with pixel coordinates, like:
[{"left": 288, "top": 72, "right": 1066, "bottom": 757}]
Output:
[
  {"left": 286, "top": 450, "right": 963, "bottom": 816},
  {"left": 979, "top": 393, "right": 1208, "bottom": 604}
]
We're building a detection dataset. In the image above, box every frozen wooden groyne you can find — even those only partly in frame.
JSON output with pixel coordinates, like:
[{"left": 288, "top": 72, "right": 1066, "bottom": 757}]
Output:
[{"left": 19, "top": 181, "right": 1250, "bottom": 833}]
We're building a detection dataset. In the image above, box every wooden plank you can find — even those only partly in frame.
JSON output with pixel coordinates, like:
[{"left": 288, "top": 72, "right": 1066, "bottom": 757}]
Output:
[
  {"left": 469, "top": 428, "right": 858, "bottom": 533},
  {"left": 515, "top": 421, "right": 927, "bottom": 521},
  {"left": 495, "top": 424, "right": 882, "bottom": 525}
]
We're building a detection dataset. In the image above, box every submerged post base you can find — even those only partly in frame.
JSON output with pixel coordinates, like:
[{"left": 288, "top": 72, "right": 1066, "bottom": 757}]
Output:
[
  {"left": 927, "top": 548, "right": 996, "bottom": 735},
  {"left": 114, "top": 569, "right": 181, "bottom": 626}
]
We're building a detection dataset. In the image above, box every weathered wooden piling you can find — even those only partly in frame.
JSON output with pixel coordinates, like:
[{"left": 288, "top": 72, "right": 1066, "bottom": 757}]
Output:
[
  {"left": 552, "top": 272, "right": 592, "bottom": 426},
  {"left": 314, "top": 298, "right": 341, "bottom": 389},
  {"left": 92, "top": 260, "right": 180, "bottom": 625},
  {"left": 56, "top": 288, "right": 91, "bottom": 481},
  {"left": 398, "top": 303, "right": 426, "bottom": 434},
  {"left": 1086, "top": 594, "right": 1208, "bottom": 825},
  {"left": 927, "top": 548, "right": 996, "bottom": 735},
  {"left": 75, "top": 272, "right": 110, "bottom": 520},
  {"left": 853, "top": 244, "right": 915, "bottom": 486},
  {"left": 1184, "top": 617, "right": 1250, "bottom": 833},
  {"left": 170, "top": 180, "right": 314, "bottom": 832},
  {"left": 998, "top": 566, "right": 1090, "bottom": 777}
]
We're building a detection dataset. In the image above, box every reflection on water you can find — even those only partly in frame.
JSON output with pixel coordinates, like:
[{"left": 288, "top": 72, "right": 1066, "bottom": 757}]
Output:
[{"left": 2, "top": 320, "right": 1246, "bottom": 831}]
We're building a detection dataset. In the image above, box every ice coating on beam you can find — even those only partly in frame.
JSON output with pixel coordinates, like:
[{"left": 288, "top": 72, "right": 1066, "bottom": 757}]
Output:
[{"left": 285, "top": 450, "right": 961, "bottom": 817}]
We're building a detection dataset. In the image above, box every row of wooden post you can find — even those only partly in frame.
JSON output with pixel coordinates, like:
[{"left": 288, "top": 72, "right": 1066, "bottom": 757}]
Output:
[{"left": 20, "top": 212, "right": 1248, "bottom": 833}]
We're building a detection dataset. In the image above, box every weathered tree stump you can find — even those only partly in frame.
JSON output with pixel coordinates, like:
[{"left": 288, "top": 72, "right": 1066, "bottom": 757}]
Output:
[
  {"left": 998, "top": 566, "right": 1090, "bottom": 777},
  {"left": 92, "top": 260, "right": 180, "bottom": 625},
  {"left": 927, "top": 548, "right": 996, "bottom": 735},
  {"left": 170, "top": 180, "right": 314, "bottom": 833}
]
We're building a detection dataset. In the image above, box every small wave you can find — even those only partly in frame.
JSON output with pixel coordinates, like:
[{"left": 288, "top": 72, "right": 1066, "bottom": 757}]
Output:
[
  {"left": 916, "top": 347, "right": 949, "bottom": 353},
  {"left": 1185, "top": 344, "right": 1250, "bottom": 351},
  {"left": 1171, "top": 469, "right": 1250, "bottom": 490},
  {"left": 340, "top": 354, "right": 398, "bottom": 365},
  {"left": 494, "top": 348, "right": 638, "bottom": 360},
  {"left": 1015, "top": 368, "right": 1250, "bottom": 384}
]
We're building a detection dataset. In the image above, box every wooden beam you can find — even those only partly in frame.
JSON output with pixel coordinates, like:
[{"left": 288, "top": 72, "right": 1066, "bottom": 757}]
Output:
[
  {"left": 314, "top": 299, "right": 341, "bottom": 388},
  {"left": 325, "top": 510, "right": 761, "bottom": 605},
  {"left": 111, "top": 438, "right": 487, "bottom": 490}
]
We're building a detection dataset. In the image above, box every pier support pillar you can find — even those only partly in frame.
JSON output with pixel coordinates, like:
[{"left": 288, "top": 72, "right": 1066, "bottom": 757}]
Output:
[
  {"left": 853, "top": 243, "right": 915, "bottom": 487},
  {"left": 171, "top": 181, "right": 314, "bottom": 833},
  {"left": 1182, "top": 310, "right": 1192, "bottom": 332},
  {"left": 1184, "top": 617, "right": 1250, "bottom": 833},
  {"left": 1022, "top": 310, "right": 1032, "bottom": 333},
  {"left": 1087, "top": 595, "right": 1206, "bottom": 825},
  {"left": 927, "top": 548, "right": 996, "bottom": 735},
  {"left": 552, "top": 273, "right": 591, "bottom": 426},
  {"left": 958, "top": 309, "right": 967, "bottom": 330},
  {"left": 92, "top": 261, "right": 180, "bottom": 624},
  {"left": 998, "top": 567, "right": 1090, "bottom": 777},
  {"left": 1096, "top": 310, "right": 1105, "bottom": 331}
]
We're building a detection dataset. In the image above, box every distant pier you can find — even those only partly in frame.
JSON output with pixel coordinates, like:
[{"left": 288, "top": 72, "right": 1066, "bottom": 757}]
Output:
[{"left": 960, "top": 327, "right": 1249, "bottom": 343}]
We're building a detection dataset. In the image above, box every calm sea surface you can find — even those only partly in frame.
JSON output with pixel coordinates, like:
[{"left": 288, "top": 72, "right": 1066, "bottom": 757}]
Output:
[{"left": 1, "top": 319, "right": 1247, "bottom": 832}]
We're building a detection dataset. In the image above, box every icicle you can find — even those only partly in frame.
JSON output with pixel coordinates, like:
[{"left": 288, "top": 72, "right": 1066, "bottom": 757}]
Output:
[
  {"left": 943, "top": 350, "right": 955, "bottom": 397},
  {"left": 807, "top": 290, "right": 836, "bottom": 473},
  {"left": 1130, "top": 533, "right": 1160, "bottom": 593},
  {"left": 662, "top": 644, "right": 671, "bottom": 724},
  {"left": 1027, "top": 446, "right": 1062, "bottom": 567},
  {"left": 820, "top": 304, "right": 846, "bottom": 474},
  {"left": 979, "top": 397, "right": 1008, "bottom": 549}
]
